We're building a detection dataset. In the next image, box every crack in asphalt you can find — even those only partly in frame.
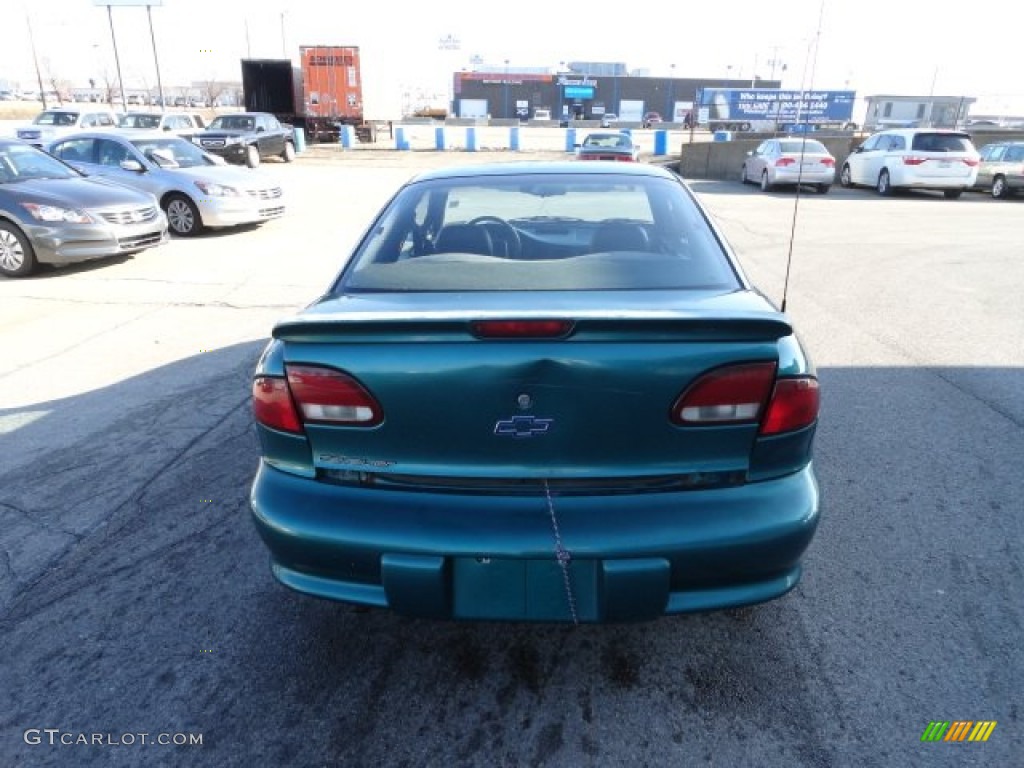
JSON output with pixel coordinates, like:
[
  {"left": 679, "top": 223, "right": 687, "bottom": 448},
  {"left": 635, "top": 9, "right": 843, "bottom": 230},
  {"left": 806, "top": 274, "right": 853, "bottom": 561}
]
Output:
[
  {"left": 0, "top": 393, "right": 252, "bottom": 624},
  {"left": 0, "top": 500, "right": 84, "bottom": 541},
  {"left": 0, "top": 304, "right": 165, "bottom": 382}
]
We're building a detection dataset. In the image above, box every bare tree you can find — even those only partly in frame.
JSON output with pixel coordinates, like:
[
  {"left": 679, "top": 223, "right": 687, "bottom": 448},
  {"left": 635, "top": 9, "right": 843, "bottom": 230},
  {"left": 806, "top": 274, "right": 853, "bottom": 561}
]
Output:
[
  {"left": 100, "top": 68, "right": 120, "bottom": 106},
  {"left": 203, "top": 77, "right": 226, "bottom": 108}
]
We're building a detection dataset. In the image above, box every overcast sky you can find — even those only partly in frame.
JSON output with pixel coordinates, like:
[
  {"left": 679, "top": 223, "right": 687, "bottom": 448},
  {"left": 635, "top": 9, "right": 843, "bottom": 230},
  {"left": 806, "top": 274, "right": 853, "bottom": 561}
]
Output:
[{"left": 3, "top": 0, "right": 1021, "bottom": 117}]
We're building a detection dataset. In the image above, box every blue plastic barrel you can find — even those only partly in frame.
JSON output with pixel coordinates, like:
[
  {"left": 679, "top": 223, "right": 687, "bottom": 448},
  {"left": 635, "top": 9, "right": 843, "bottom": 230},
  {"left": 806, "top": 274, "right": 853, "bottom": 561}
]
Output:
[
  {"left": 395, "top": 127, "right": 410, "bottom": 151},
  {"left": 292, "top": 126, "right": 306, "bottom": 153},
  {"left": 466, "top": 127, "right": 477, "bottom": 152},
  {"left": 434, "top": 126, "right": 445, "bottom": 150},
  {"left": 565, "top": 127, "right": 576, "bottom": 153},
  {"left": 509, "top": 126, "right": 520, "bottom": 151},
  {"left": 653, "top": 129, "right": 668, "bottom": 156}
]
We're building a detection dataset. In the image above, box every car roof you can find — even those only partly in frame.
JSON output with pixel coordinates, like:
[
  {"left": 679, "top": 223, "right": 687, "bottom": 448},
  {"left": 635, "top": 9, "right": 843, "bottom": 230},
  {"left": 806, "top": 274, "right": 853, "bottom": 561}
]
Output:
[
  {"left": 409, "top": 161, "right": 674, "bottom": 183},
  {"left": 50, "top": 130, "right": 188, "bottom": 143},
  {"left": 875, "top": 128, "right": 971, "bottom": 136}
]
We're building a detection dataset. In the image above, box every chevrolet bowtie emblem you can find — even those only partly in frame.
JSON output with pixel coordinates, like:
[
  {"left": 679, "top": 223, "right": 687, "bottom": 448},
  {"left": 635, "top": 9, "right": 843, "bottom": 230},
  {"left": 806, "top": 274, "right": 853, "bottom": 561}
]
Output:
[{"left": 494, "top": 415, "right": 553, "bottom": 438}]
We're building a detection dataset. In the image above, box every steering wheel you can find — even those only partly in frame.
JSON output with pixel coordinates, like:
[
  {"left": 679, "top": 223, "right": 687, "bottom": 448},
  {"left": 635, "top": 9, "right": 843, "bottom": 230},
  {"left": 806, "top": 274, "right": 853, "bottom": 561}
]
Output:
[{"left": 467, "top": 216, "right": 521, "bottom": 258}]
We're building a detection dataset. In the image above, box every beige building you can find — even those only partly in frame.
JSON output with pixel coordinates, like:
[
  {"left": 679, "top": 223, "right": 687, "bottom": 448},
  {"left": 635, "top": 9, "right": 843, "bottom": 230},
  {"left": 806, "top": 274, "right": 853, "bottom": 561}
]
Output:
[{"left": 863, "top": 94, "right": 975, "bottom": 131}]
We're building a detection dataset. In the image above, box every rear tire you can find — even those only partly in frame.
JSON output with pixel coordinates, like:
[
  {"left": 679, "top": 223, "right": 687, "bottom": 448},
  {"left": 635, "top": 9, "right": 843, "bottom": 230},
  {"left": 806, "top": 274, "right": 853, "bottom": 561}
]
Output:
[
  {"left": 943, "top": 189, "right": 963, "bottom": 200},
  {"left": 840, "top": 164, "right": 853, "bottom": 187},
  {"left": 0, "top": 221, "right": 37, "bottom": 278},
  {"left": 281, "top": 141, "right": 295, "bottom": 163},
  {"left": 991, "top": 175, "right": 1009, "bottom": 199},
  {"left": 816, "top": 184, "right": 831, "bottom": 194},
  {"left": 740, "top": 164, "right": 749, "bottom": 184},
  {"left": 877, "top": 169, "right": 893, "bottom": 196},
  {"left": 760, "top": 170, "right": 772, "bottom": 192},
  {"left": 245, "top": 145, "right": 260, "bottom": 168}
]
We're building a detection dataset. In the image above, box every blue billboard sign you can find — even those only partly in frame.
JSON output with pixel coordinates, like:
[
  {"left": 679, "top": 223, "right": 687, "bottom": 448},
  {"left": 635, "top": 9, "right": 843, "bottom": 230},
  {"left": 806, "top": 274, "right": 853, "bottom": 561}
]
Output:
[
  {"left": 564, "top": 85, "right": 595, "bottom": 99},
  {"left": 699, "top": 88, "right": 856, "bottom": 123}
]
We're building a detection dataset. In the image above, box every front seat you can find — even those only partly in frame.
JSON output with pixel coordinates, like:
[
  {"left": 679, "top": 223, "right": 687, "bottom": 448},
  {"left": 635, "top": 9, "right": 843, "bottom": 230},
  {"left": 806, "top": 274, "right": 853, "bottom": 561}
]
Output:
[
  {"left": 434, "top": 224, "right": 494, "bottom": 256},
  {"left": 591, "top": 221, "right": 650, "bottom": 252}
]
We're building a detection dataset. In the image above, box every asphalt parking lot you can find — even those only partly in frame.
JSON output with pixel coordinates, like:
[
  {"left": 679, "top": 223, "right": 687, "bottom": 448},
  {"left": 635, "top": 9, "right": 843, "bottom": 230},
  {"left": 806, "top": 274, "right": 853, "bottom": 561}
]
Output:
[{"left": 1, "top": 149, "right": 1022, "bottom": 767}]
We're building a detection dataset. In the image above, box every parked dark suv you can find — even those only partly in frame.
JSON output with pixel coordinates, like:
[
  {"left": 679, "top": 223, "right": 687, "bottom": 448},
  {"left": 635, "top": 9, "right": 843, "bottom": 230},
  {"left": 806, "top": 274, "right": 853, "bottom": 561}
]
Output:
[{"left": 195, "top": 112, "right": 295, "bottom": 168}]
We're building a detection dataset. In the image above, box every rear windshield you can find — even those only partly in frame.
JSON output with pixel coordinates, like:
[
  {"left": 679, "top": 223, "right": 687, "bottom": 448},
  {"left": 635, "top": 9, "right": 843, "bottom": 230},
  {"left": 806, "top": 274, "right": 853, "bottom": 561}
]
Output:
[
  {"left": 337, "top": 172, "right": 740, "bottom": 293},
  {"left": 118, "top": 114, "right": 161, "bottom": 129},
  {"left": 911, "top": 133, "right": 975, "bottom": 152},
  {"left": 779, "top": 140, "right": 828, "bottom": 154}
]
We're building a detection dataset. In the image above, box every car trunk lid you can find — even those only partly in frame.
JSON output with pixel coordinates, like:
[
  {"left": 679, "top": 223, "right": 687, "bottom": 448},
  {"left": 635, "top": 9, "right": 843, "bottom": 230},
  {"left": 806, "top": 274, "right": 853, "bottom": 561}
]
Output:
[{"left": 271, "top": 290, "right": 793, "bottom": 484}]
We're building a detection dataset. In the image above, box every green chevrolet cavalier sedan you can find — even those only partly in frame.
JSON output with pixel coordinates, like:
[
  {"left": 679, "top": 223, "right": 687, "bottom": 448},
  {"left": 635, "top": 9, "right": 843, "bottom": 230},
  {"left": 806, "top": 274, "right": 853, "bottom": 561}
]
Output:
[{"left": 250, "top": 162, "right": 821, "bottom": 623}]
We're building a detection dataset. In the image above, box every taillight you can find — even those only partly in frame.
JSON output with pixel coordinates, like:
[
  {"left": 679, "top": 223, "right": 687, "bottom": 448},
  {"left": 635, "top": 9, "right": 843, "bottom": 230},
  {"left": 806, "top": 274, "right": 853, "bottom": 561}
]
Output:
[
  {"left": 671, "top": 362, "right": 776, "bottom": 425},
  {"left": 671, "top": 363, "right": 819, "bottom": 435},
  {"left": 775, "top": 157, "right": 796, "bottom": 167},
  {"left": 963, "top": 158, "right": 979, "bottom": 167},
  {"left": 470, "top": 320, "right": 574, "bottom": 338},
  {"left": 253, "top": 376, "right": 302, "bottom": 433},
  {"left": 902, "top": 156, "right": 927, "bottom": 165},
  {"left": 617, "top": 155, "right": 635, "bottom": 162},
  {"left": 760, "top": 377, "right": 820, "bottom": 435},
  {"left": 821, "top": 157, "right": 835, "bottom": 167},
  {"left": 285, "top": 365, "right": 383, "bottom": 426}
]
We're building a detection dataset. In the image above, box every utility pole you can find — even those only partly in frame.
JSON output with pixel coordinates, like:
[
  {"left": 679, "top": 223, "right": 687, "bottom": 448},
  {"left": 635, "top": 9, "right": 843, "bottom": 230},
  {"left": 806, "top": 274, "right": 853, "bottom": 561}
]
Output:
[
  {"left": 26, "top": 15, "right": 48, "bottom": 109},
  {"left": 146, "top": 4, "right": 166, "bottom": 109},
  {"left": 105, "top": 5, "right": 128, "bottom": 110}
]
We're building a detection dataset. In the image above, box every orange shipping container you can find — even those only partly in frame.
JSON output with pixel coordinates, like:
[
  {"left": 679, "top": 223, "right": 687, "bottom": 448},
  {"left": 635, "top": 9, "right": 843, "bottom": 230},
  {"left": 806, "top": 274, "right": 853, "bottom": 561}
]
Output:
[{"left": 300, "top": 45, "right": 363, "bottom": 120}]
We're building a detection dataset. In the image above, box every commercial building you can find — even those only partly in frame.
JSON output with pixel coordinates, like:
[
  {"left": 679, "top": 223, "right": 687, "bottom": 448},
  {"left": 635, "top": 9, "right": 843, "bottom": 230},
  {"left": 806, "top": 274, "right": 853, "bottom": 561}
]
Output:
[{"left": 452, "top": 65, "right": 780, "bottom": 123}]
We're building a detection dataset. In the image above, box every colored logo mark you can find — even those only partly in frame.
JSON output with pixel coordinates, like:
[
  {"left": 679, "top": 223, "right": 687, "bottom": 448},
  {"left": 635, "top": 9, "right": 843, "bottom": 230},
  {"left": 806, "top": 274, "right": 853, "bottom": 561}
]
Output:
[{"left": 921, "top": 721, "right": 996, "bottom": 742}]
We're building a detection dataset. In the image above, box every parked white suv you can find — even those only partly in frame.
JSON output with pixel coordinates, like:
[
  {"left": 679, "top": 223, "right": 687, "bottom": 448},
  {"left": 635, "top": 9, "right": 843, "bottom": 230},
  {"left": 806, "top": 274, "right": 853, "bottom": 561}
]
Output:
[
  {"left": 15, "top": 108, "right": 117, "bottom": 148},
  {"left": 840, "top": 129, "right": 980, "bottom": 198}
]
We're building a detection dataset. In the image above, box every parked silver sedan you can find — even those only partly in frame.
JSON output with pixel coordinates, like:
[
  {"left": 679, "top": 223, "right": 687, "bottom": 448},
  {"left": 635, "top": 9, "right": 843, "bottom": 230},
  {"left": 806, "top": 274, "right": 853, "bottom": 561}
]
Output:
[
  {"left": 0, "top": 138, "right": 167, "bottom": 278},
  {"left": 740, "top": 137, "right": 836, "bottom": 194},
  {"left": 47, "top": 132, "right": 286, "bottom": 236},
  {"left": 973, "top": 141, "right": 1024, "bottom": 199}
]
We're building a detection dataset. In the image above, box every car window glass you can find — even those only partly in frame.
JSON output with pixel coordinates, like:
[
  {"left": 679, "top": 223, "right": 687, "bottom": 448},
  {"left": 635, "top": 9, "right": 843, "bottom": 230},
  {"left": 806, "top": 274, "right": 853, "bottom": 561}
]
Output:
[
  {"left": 53, "top": 138, "right": 95, "bottom": 164},
  {"left": 0, "top": 142, "right": 79, "bottom": 180},
  {"left": 1003, "top": 146, "right": 1024, "bottom": 162},
  {"left": 888, "top": 136, "right": 906, "bottom": 151},
  {"left": 984, "top": 146, "right": 1005, "bottom": 161},
  {"left": 860, "top": 136, "right": 879, "bottom": 151},
  {"left": 132, "top": 137, "right": 211, "bottom": 169},
  {"left": 911, "top": 133, "right": 974, "bottom": 152},
  {"left": 343, "top": 174, "right": 739, "bottom": 293},
  {"left": 96, "top": 139, "right": 130, "bottom": 167},
  {"left": 778, "top": 140, "right": 828, "bottom": 154},
  {"left": 95, "top": 114, "right": 115, "bottom": 127}
]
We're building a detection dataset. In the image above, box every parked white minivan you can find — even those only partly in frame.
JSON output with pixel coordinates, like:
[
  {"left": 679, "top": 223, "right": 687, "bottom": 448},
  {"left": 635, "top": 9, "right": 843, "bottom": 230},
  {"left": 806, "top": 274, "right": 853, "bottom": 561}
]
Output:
[{"left": 840, "top": 129, "right": 980, "bottom": 198}]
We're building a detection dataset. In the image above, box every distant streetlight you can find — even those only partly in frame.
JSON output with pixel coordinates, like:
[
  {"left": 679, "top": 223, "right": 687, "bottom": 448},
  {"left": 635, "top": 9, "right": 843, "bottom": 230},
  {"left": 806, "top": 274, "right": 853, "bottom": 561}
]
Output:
[
  {"left": 504, "top": 59, "right": 510, "bottom": 119},
  {"left": 669, "top": 64, "right": 676, "bottom": 119}
]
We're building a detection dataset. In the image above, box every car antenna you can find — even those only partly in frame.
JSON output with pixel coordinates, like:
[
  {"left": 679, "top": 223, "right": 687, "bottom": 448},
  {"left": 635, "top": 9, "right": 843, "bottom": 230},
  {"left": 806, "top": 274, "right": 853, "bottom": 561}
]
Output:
[{"left": 781, "top": 0, "right": 826, "bottom": 314}]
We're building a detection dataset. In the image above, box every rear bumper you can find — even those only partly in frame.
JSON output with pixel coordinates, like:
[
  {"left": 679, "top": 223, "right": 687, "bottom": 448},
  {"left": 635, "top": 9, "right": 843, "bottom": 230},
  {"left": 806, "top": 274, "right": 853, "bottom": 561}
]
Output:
[
  {"left": 250, "top": 462, "right": 821, "bottom": 622},
  {"left": 771, "top": 167, "right": 835, "bottom": 185}
]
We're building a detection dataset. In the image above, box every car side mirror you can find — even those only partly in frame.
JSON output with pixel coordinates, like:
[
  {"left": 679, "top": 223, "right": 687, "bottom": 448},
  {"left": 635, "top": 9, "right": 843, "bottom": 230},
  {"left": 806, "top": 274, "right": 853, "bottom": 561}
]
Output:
[
  {"left": 852, "top": 146, "right": 864, "bottom": 153},
  {"left": 162, "top": 125, "right": 171, "bottom": 131},
  {"left": 120, "top": 159, "right": 144, "bottom": 172}
]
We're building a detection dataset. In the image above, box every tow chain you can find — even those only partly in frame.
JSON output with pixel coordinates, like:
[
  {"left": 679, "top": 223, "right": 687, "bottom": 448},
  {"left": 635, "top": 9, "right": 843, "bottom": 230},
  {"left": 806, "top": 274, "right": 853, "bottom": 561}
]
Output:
[{"left": 543, "top": 479, "right": 579, "bottom": 626}]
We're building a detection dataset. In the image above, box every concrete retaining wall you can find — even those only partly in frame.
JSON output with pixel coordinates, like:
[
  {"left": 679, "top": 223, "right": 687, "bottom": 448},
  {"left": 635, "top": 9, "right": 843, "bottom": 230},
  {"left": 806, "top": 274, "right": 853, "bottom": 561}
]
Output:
[{"left": 677, "top": 130, "right": 1024, "bottom": 181}]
